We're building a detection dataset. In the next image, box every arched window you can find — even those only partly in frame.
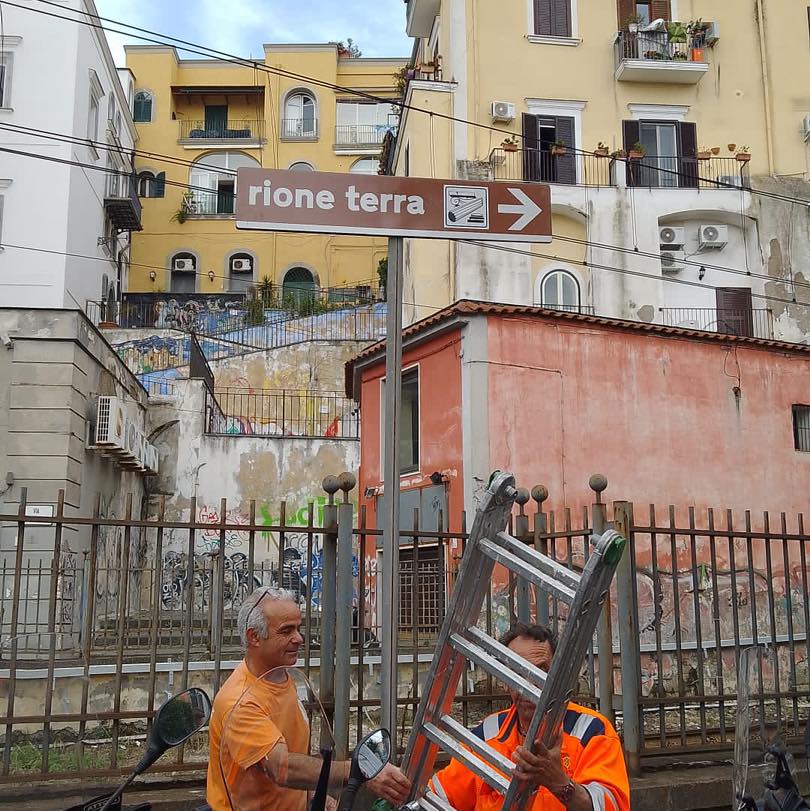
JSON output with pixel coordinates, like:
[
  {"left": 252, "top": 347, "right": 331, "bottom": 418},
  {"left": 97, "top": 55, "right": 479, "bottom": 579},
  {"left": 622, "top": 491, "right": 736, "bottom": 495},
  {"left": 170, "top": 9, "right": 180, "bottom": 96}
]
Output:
[
  {"left": 188, "top": 152, "right": 259, "bottom": 215},
  {"left": 539, "top": 270, "right": 580, "bottom": 312},
  {"left": 283, "top": 92, "right": 317, "bottom": 138},
  {"left": 229, "top": 252, "right": 255, "bottom": 293},
  {"left": 282, "top": 266, "right": 317, "bottom": 307},
  {"left": 137, "top": 170, "right": 165, "bottom": 198},
  {"left": 350, "top": 157, "right": 380, "bottom": 175},
  {"left": 133, "top": 91, "right": 153, "bottom": 123},
  {"left": 289, "top": 161, "right": 315, "bottom": 172},
  {"left": 170, "top": 252, "right": 197, "bottom": 293}
]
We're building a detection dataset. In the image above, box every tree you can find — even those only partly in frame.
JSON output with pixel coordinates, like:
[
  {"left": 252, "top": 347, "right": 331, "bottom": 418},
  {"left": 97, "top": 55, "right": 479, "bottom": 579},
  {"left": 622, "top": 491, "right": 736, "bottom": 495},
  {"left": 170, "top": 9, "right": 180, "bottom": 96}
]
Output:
[{"left": 338, "top": 38, "right": 362, "bottom": 58}]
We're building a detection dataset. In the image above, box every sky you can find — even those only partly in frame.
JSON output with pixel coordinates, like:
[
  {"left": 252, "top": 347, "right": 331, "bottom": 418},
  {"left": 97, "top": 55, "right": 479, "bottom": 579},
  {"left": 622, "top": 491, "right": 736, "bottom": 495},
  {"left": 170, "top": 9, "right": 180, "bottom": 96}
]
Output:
[{"left": 95, "top": 0, "right": 413, "bottom": 66}]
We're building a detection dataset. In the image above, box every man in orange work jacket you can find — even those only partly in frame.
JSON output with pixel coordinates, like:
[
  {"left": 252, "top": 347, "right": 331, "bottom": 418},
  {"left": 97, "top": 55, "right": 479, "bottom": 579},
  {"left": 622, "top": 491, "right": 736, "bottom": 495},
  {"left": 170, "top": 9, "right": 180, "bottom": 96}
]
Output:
[{"left": 429, "top": 624, "right": 629, "bottom": 811}]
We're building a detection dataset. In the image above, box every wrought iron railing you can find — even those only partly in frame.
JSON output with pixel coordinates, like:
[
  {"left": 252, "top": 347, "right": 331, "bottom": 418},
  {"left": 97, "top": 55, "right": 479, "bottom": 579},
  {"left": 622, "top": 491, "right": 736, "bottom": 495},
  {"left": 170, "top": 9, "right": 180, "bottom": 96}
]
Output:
[
  {"left": 489, "top": 147, "right": 615, "bottom": 187},
  {"left": 178, "top": 119, "right": 265, "bottom": 141},
  {"left": 659, "top": 307, "right": 774, "bottom": 339},
  {"left": 280, "top": 118, "right": 319, "bottom": 139},
  {"left": 334, "top": 124, "right": 396, "bottom": 147},
  {"left": 615, "top": 30, "right": 707, "bottom": 64},
  {"left": 626, "top": 155, "right": 751, "bottom": 190}
]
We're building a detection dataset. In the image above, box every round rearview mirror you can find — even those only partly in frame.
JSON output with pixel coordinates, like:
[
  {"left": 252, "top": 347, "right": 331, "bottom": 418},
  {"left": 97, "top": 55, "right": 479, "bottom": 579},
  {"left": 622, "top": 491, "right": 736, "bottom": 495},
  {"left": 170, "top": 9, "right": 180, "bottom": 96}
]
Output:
[
  {"left": 154, "top": 687, "right": 212, "bottom": 747},
  {"left": 355, "top": 728, "right": 391, "bottom": 780}
]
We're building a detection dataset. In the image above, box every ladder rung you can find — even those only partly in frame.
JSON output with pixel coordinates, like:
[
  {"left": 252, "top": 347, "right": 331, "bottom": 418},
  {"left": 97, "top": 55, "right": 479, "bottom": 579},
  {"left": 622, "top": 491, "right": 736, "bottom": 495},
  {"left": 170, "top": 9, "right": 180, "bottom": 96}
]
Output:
[
  {"left": 449, "top": 633, "right": 540, "bottom": 701},
  {"left": 423, "top": 789, "right": 461, "bottom": 811},
  {"left": 465, "top": 626, "right": 547, "bottom": 689},
  {"left": 478, "top": 539, "right": 577, "bottom": 604},
  {"left": 422, "top": 722, "right": 510, "bottom": 794},
  {"left": 439, "top": 714, "right": 516, "bottom": 777},
  {"left": 494, "top": 531, "right": 582, "bottom": 591}
]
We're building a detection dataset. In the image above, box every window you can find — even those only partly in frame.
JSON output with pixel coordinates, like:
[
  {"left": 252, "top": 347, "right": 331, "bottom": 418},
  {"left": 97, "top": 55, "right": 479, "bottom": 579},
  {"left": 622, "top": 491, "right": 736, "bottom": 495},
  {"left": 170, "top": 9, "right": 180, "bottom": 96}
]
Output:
[
  {"left": 229, "top": 253, "right": 255, "bottom": 292},
  {"left": 289, "top": 161, "right": 315, "bottom": 171},
  {"left": 137, "top": 171, "right": 155, "bottom": 197},
  {"left": 716, "top": 288, "right": 754, "bottom": 337},
  {"left": 636, "top": 1, "right": 652, "bottom": 25},
  {"left": 282, "top": 266, "right": 316, "bottom": 300},
  {"left": 87, "top": 71, "right": 104, "bottom": 148},
  {"left": 534, "top": 0, "right": 572, "bottom": 38},
  {"left": 623, "top": 120, "right": 697, "bottom": 188},
  {"left": 189, "top": 152, "right": 259, "bottom": 215},
  {"left": 0, "top": 196, "right": 4, "bottom": 246},
  {"left": 170, "top": 252, "right": 197, "bottom": 293},
  {"left": 617, "top": 0, "right": 669, "bottom": 27},
  {"left": 336, "top": 101, "right": 397, "bottom": 145},
  {"left": 539, "top": 270, "right": 580, "bottom": 311},
  {"left": 350, "top": 158, "right": 380, "bottom": 175},
  {"left": 133, "top": 91, "right": 153, "bottom": 123},
  {"left": 793, "top": 406, "right": 810, "bottom": 452},
  {"left": 522, "top": 113, "right": 576, "bottom": 184},
  {"left": 0, "top": 53, "right": 13, "bottom": 108},
  {"left": 400, "top": 369, "right": 420, "bottom": 473},
  {"left": 283, "top": 92, "right": 317, "bottom": 138}
]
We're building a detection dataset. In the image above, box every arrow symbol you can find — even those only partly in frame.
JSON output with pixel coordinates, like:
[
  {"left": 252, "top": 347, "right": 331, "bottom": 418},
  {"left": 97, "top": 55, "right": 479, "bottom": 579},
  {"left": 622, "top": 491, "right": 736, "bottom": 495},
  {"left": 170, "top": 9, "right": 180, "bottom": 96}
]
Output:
[{"left": 497, "top": 188, "right": 543, "bottom": 231}]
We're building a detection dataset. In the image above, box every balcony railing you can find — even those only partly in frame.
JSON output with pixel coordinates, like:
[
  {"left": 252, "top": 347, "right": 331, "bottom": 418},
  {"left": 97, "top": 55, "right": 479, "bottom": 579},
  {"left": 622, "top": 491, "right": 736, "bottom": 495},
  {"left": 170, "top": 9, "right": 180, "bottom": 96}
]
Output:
[
  {"left": 207, "top": 387, "right": 359, "bottom": 438},
  {"left": 179, "top": 119, "right": 265, "bottom": 142},
  {"left": 614, "top": 30, "right": 709, "bottom": 83},
  {"left": 659, "top": 307, "right": 773, "bottom": 340},
  {"left": 104, "top": 172, "right": 142, "bottom": 231},
  {"left": 626, "top": 155, "right": 750, "bottom": 190},
  {"left": 281, "top": 118, "right": 319, "bottom": 139},
  {"left": 334, "top": 124, "right": 396, "bottom": 148},
  {"left": 490, "top": 148, "right": 615, "bottom": 187}
]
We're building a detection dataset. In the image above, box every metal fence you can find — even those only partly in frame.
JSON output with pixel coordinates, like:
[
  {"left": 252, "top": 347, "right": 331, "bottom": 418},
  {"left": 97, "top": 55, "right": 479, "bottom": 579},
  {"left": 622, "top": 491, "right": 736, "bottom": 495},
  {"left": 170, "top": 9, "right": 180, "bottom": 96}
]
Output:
[
  {"left": 179, "top": 119, "right": 265, "bottom": 142},
  {"left": 334, "top": 124, "right": 395, "bottom": 147},
  {"left": 1, "top": 478, "right": 808, "bottom": 783},
  {"left": 490, "top": 147, "right": 615, "bottom": 187},
  {"left": 659, "top": 307, "right": 774, "bottom": 340},
  {"left": 615, "top": 30, "right": 707, "bottom": 64},
  {"left": 626, "top": 155, "right": 750, "bottom": 190}
]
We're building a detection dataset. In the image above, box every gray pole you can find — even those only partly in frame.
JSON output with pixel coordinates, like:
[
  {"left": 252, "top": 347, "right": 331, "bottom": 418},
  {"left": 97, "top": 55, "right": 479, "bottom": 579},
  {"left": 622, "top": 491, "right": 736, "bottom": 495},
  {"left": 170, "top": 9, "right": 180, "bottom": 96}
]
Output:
[
  {"left": 333, "top": 472, "right": 356, "bottom": 759},
  {"left": 320, "top": 476, "right": 339, "bottom": 740},
  {"left": 381, "top": 236, "right": 404, "bottom": 743},
  {"left": 513, "top": 489, "right": 530, "bottom": 623}
]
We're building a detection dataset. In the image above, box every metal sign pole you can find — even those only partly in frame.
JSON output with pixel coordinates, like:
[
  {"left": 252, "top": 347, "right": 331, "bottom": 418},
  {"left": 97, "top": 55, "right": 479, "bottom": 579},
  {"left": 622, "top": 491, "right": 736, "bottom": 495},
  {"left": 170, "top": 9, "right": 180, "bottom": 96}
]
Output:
[{"left": 380, "top": 236, "right": 404, "bottom": 743}]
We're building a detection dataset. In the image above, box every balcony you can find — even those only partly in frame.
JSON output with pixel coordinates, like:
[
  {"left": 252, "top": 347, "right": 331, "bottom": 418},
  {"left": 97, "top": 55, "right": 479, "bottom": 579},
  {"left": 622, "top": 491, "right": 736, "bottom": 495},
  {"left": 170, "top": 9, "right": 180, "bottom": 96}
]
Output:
[
  {"left": 406, "top": 0, "right": 440, "bottom": 37},
  {"left": 614, "top": 31, "right": 709, "bottom": 84},
  {"left": 489, "top": 147, "right": 616, "bottom": 187},
  {"left": 178, "top": 119, "right": 265, "bottom": 146},
  {"left": 626, "top": 155, "right": 750, "bottom": 190},
  {"left": 659, "top": 307, "right": 773, "bottom": 340},
  {"left": 334, "top": 124, "right": 396, "bottom": 151},
  {"left": 104, "top": 172, "right": 142, "bottom": 231},
  {"left": 280, "top": 118, "right": 319, "bottom": 140}
]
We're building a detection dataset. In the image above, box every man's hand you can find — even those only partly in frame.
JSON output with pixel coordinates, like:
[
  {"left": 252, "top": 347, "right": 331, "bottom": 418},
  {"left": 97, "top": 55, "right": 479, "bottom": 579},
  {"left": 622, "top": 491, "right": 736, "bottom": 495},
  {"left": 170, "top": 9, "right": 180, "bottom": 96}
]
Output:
[
  {"left": 513, "top": 741, "right": 568, "bottom": 793},
  {"left": 365, "top": 763, "right": 412, "bottom": 805}
]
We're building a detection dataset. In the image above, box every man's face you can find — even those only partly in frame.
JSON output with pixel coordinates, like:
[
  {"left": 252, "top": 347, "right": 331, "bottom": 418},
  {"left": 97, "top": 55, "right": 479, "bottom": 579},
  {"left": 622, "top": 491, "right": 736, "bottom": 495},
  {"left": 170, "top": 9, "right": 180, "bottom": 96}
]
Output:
[
  {"left": 249, "top": 599, "right": 304, "bottom": 670},
  {"left": 506, "top": 635, "right": 554, "bottom": 734}
]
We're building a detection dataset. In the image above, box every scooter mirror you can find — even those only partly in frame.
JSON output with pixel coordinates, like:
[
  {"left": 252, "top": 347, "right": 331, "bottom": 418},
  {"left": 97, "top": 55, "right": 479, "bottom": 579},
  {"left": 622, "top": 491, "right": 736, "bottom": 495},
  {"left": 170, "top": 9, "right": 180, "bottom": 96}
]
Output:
[
  {"left": 355, "top": 729, "right": 391, "bottom": 780},
  {"left": 153, "top": 687, "right": 212, "bottom": 747}
]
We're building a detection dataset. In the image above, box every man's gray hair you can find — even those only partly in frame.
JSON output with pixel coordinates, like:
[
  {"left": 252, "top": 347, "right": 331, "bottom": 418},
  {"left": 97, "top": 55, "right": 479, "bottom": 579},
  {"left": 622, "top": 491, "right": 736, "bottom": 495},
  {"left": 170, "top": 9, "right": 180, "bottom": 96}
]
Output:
[{"left": 238, "top": 585, "right": 298, "bottom": 648}]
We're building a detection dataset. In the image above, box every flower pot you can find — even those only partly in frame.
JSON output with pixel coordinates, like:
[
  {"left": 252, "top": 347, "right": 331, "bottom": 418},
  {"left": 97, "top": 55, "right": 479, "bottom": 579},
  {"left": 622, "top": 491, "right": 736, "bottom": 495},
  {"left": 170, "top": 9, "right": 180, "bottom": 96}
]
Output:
[
  {"left": 736, "top": 152, "right": 751, "bottom": 162},
  {"left": 629, "top": 150, "right": 644, "bottom": 160},
  {"left": 697, "top": 152, "right": 712, "bottom": 160},
  {"left": 690, "top": 47, "right": 705, "bottom": 62},
  {"left": 551, "top": 146, "right": 567, "bottom": 157},
  {"left": 503, "top": 143, "right": 518, "bottom": 153},
  {"left": 711, "top": 147, "right": 721, "bottom": 155},
  {"left": 594, "top": 148, "right": 609, "bottom": 157}
]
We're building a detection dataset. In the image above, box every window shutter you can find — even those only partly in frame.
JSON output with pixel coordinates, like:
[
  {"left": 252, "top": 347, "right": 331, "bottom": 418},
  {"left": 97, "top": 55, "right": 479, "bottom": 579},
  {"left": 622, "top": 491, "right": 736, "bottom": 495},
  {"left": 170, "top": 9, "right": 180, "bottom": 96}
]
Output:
[
  {"left": 617, "top": 0, "right": 635, "bottom": 28},
  {"left": 522, "top": 113, "right": 541, "bottom": 182},
  {"left": 552, "top": 0, "right": 572, "bottom": 37},
  {"left": 677, "top": 122, "right": 698, "bottom": 189},
  {"left": 622, "top": 120, "right": 641, "bottom": 186},
  {"left": 716, "top": 288, "right": 754, "bottom": 337},
  {"left": 554, "top": 116, "right": 576, "bottom": 185},
  {"left": 154, "top": 171, "right": 166, "bottom": 198},
  {"left": 650, "top": 0, "right": 671, "bottom": 20},
  {"left": 535, "top": 0, "right": 552, "bottom": 36}
]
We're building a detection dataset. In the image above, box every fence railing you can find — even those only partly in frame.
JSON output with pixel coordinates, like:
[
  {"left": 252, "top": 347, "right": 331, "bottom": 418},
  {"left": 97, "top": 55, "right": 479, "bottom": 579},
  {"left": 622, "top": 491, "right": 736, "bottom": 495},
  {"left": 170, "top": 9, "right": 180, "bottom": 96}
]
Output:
[
  {"left": 490, "top": 147, "right": 616, "bottom": 187},
  {"left": 178, "top": 119, "right": 265, "bottom": 141},
  {"left": 615, "top": 30, "right": 707, "bottom": 64},
  {"left": 659, "top": 307, "right": 774, "bottom": 340},
  {"left": 103, "top": 171, "right": 142, "bottom": 231},
  {"left": 626, "top": 155, "right": 751, "bottom": 189},
  {"left": 334, "top": 124, "right": 395, "bottom": 147},
  {"left": 207, "top": 387, "right": 359, "bottom": 438},
  {"left": 280, "top": 118, "right": 319, "bottom": 139}
]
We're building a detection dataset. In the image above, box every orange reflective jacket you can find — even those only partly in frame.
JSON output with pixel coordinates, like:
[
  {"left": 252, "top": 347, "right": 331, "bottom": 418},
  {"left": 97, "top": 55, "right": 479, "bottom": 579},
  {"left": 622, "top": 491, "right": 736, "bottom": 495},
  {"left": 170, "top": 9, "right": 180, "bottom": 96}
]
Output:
[{"left": 428, "top": 703, "right": 629, "bottom": 811}]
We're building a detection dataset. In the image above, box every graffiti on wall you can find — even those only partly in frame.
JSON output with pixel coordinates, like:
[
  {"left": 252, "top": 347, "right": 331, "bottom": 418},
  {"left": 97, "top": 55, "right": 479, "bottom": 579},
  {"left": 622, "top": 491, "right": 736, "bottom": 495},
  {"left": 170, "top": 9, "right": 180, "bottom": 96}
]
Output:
[{"left": 121, "top": 293, "right": 245, "bottom": 331}]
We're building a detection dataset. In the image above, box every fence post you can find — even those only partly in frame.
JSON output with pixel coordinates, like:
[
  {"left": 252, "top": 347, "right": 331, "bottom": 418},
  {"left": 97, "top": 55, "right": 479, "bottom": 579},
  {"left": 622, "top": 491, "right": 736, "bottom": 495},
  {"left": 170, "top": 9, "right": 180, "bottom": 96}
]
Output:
[
  {"left": 514, "top": 488, "right": 531, "bottom": 623},
  {"left": 613, "top": 500, "right": 641, "bottom": 776},
  {"left": 531, "top": 485, "right": 549, "bottom": 625},
  {"left": 591, "top": 475, "right": 615, "bottom": 726},
  {"left": 333, "top": 472, "right": 356, "bottom": 759},
  {"left": 320, "top": 476, "right": 339, "bottom": 735}
]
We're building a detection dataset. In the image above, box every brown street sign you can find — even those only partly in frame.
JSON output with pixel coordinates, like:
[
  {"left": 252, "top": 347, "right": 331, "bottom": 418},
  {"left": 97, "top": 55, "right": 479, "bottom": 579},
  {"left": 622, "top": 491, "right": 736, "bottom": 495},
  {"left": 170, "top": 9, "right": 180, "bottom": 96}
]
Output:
[{"left": 236, "top": 168, "right": 552, "bottom": 242}]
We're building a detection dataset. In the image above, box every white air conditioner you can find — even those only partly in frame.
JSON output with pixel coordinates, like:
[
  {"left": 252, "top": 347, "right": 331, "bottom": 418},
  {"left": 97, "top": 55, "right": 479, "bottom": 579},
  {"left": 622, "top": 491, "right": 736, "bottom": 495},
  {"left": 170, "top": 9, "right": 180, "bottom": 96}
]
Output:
[
  {"left": 660, "top": 250, "right": 686, "bottom": 273},
  {"left": 659, "top": 226, "right": 686, "bottom": 249},
  {"left": 491, "top": 101, "right": 516, "bottom": 122},
  {"left": 698, "top": 224, "right": 729, "bottom": 250},
  {"left": 705, "top": 21, "right": 720, "bottom": 46},
  {"left": 95, "top": 396, "right": 126, "bottom": 447},
  {"left": 803, "top": 115, "right": 810, "bottom": 141},
  {"left": 173, "top": 258, "right": 194, "bottom": 271},
  {"left": 231, "top": 258, "right": 252, "bottom": 272}
]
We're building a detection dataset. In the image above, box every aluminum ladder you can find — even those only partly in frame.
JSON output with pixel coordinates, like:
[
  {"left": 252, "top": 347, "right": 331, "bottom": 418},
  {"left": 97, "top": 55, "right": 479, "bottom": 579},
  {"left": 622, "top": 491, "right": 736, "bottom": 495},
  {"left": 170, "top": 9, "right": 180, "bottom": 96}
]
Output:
[{"left": 401, "top": 471, "right": 626, "bottom": 811}]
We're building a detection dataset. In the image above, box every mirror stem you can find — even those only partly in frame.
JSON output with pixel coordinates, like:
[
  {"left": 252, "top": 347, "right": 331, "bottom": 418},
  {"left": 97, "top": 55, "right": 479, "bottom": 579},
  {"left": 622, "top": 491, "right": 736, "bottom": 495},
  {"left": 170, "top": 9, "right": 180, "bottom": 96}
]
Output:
[{"left": 97, "top": 770, "right": 140, "bottom": 811}]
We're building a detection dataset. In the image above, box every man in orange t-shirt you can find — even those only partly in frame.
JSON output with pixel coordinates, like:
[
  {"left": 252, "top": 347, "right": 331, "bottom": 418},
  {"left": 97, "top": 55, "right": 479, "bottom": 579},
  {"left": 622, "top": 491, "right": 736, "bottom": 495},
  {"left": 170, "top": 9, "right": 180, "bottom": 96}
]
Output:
[
  {"left": 429, "top": 624, "right": 629, "bottom": 811},
  {"left": 207, "top": 586, "right": 411, "bottom": 811}
]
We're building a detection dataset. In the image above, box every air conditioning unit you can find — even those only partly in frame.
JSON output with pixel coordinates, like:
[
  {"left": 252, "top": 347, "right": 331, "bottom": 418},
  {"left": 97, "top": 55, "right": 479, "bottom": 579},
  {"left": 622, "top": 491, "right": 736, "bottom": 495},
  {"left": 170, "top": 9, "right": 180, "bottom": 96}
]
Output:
[
  {"left": 491, "top": 101, "right": 516, "bottom": 122},
  {"left": 95, "top": 396, "right": 126, "bottom": 447},
  {"left": 659, "top": 226, "right": 686, "bottom": 249},
  {"left": 803, "top": 115, "right": 810, "bottom": 141},
  {"left": 698, "top": 224, "right": 729, "bottom": 250},
  {"left": 704, "top": 21, "right": 720, "bottom": 46},
  {"left": 660, "top": 250, "right": 686, "bottom": 273},
  {"left": 231, "top": 258, "right": 252, "bottom": 272},
  {"left": 173, "top": 258, "right": 194, "bottom": 271}
]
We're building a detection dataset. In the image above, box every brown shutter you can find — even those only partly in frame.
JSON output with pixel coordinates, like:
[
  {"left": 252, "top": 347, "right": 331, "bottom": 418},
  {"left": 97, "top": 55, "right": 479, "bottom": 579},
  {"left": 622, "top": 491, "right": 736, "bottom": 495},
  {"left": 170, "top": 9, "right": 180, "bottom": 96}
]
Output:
[
  {"left": 650, "top": 0, "right": 671, "bottom": 21},
  {"left": 552, "top": 0, "right": 572, "bottom": 37},
  {"left": 522, "top": 113, "right": 540, "bottom": 182},
  {"left": 617, "top": 0, "right": 635, "bottom": 28},
  {"left": 622, "top": 119, "right": 641, "bottom": 186},
  {"left": 677, "top": 122, "right": 698, "bottom": 189},
  {"left": 716, "top": 288, "right": 754, "bottom": 337},
  {"left": 535, "top": 0, "right": 552, "bottom": 35},
  {"left": 554, "top": 116, "right": 576, "bottom": 184}
]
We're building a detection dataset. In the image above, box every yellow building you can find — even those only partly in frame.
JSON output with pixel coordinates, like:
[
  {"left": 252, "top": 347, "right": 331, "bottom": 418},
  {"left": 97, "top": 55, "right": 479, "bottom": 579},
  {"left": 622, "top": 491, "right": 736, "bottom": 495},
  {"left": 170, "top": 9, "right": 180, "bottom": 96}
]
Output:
[
  {"left": 125, "top": 44, "right": 408, "bottom": 296},
  {"left": 394, "top": 0, "right": 810, "bottom": 342}
]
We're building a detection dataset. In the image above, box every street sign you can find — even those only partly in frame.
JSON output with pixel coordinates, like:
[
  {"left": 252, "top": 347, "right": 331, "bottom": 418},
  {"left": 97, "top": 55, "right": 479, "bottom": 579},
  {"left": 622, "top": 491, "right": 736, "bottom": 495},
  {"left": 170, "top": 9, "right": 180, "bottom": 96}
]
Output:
[{"left": 236, "top": 168, "right": 552, "bottom": 243}]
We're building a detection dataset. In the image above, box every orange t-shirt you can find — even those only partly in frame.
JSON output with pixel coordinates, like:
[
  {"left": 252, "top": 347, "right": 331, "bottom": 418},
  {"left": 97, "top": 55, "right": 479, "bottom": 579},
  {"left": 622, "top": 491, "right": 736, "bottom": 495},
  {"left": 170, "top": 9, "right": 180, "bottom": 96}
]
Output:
[{"left": 207, "top": 662, "right": 310, "bottom": 811}]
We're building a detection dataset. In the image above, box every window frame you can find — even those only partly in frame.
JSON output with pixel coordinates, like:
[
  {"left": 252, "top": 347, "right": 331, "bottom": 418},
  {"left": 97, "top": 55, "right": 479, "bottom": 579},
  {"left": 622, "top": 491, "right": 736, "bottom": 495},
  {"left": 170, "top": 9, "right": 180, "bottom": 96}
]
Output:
[
  {"left": 349, "top": 157, "right": 380, "bottom": 175},
  {"left": 133, "top": 90, "right": 154, "bottom": 123},
  {"left": 379, "top": 365, "right": 421, "bottom": 477},
  {"left": 169, "top": 251, "right": 198, "bottom": 293},
  {"left": 227, "top": 251, "right": 256, "bottom": 293},
  {"left": 538, "top": 268, "right": 581, "bottom": 311},
  {"left": 87, "top": 70, "right": 104, "bottom": 158},
  {"left": 529, "top": 0, "right": 578, "bottom": 42},
  {"left": 0, "top": 53, "right": 13, "bottom": 108},
  {"left": 793, "top": 405, "right": 810, "bottom": 453},
  {"left": 283, "top": 90, "right": 318, "bottom": 139}
]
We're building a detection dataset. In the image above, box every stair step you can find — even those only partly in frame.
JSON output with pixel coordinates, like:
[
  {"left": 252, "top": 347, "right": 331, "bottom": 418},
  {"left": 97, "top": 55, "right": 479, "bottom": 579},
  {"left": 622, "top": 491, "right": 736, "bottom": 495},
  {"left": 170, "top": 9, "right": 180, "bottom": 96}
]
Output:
[
  {"left": 493, "top": 531, "right": 582, "bottom": 591},
  {"left": 464, "top": 626, "right": 547, "bottom": 689},
  {"left": 438, "top": 714, "right": 515, "bottom": 776}
]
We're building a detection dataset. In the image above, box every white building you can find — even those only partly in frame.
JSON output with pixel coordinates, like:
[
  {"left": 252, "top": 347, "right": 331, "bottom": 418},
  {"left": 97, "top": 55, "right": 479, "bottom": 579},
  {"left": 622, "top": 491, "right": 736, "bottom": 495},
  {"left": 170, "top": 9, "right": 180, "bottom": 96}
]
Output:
[{"left": 0, "top": 0, "right": 140, "bottom": 311}]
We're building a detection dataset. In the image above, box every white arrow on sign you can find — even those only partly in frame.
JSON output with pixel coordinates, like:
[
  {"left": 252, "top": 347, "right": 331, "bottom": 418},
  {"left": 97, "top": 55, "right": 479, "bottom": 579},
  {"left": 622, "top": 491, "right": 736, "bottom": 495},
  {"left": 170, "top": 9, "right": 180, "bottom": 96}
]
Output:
[{"left": 497, "top": 188, "right": 543, "bottom": 232}]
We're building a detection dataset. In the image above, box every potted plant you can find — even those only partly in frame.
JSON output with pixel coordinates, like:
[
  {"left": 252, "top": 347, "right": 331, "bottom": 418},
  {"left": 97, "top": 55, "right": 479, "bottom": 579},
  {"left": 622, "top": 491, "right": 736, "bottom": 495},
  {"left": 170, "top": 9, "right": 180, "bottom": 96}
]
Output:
[
  {"left": 672, "top": 51, "right": 688, "bottom": 61},
  {"left": 611, "top": 148, "right": 627, "bottom": 160},
  {"left": 594, "top": 141, "right": 610, "bottom": 157},
  {"left": 551, "top": 140, "right": 567, "bottom": 157},
  {"left": 687, "top": 19, "right": 710, "bottom": 48},
  {"left": 626, "top": 13, "right": 643, "bottom": 33},
  {"left": 502, "top": 135, "right": 519, "bottom": 153},
  {"left": 727, "top": 143, "right": 737, "bottom": 153},
  {"left": 667, "top": 21, "right": 688, "bottom": 56},
  {"left": 628, "top": 142, "right": 646, "bottom": 160},
  {"left": 171, "top": 191, "right": 195, "bottom": 224},
  {"left": 711, "top": 146, "right": 721, "bottom": 155},
  {"left": 735, "top": 146, "right": 751, "bottom": 162},
  {"left": 697, "top": 146, "right": 713, "bottom": 160}
]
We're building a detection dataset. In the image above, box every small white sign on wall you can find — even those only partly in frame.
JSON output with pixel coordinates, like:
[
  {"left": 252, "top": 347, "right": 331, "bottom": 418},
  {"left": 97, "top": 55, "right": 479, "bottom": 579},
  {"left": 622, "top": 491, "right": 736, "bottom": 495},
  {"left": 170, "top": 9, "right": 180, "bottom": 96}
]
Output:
[{"left": 25, "top": 504, "right": 55, "bottom": 527}]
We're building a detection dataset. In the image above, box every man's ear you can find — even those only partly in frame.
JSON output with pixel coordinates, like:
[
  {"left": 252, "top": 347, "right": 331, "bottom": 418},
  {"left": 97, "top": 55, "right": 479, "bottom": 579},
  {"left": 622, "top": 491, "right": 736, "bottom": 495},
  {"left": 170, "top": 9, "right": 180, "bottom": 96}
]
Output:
[{"left": 245, "top": 627, "right": 258, "bottom": 648}]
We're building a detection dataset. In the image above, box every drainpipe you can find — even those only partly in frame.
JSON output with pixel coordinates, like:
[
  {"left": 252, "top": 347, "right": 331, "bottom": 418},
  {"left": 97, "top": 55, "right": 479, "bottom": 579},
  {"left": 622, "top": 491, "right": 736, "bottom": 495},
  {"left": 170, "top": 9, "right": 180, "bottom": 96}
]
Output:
[{"left": 755, "top": 0, "right": 775, "bottom": 175}]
